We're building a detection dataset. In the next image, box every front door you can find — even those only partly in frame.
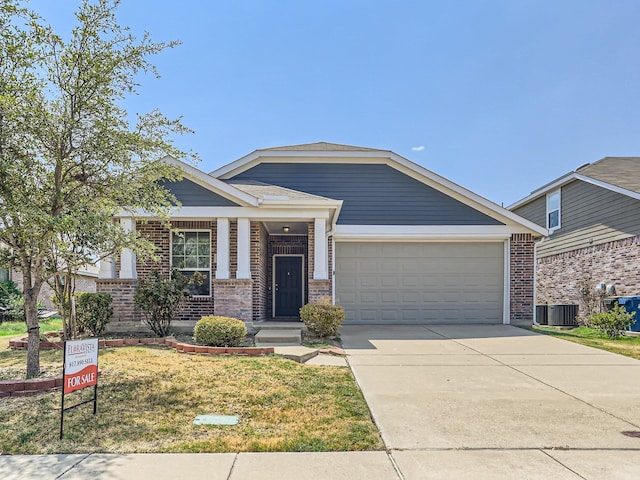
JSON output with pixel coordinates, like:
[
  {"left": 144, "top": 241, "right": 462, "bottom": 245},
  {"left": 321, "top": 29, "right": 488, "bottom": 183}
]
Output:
[{"left": 274, "top": 256, "right": 303, "bottom": 317}]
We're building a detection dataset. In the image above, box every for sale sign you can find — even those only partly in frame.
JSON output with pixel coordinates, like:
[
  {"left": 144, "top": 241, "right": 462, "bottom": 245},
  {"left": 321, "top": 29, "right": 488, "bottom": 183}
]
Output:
[{"left": 63, "top": 338, "right": 99, "bottom": 394}]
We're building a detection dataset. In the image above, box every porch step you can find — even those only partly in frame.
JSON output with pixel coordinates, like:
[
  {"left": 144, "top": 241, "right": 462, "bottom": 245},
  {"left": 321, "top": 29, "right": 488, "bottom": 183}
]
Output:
[{"left": 255, "top": 328, "right": 302, "bottom": 346}]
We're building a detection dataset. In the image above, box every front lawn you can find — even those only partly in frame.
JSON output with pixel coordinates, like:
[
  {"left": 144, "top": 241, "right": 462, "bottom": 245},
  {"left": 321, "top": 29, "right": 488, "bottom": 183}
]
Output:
[
  {"left": 0, "top": 336, "right": 383, "bottom": 454},
  {"left": 533, "top": 326, "right": 640, "bottom": 360}
]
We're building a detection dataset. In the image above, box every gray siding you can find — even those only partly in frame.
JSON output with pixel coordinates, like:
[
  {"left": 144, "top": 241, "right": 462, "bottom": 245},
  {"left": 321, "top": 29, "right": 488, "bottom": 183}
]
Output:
[
  {"left": 161, "top": 179, "right": 240, "bottom": 207},
  {"left": 515, "top": 180, "right": 640, "bottom": 257},
  {"left": 513, "top": 196, "right": 546, "bottom": 228},
  {"left": 231, "top": 163, "right": 503, "bottom": 226}
]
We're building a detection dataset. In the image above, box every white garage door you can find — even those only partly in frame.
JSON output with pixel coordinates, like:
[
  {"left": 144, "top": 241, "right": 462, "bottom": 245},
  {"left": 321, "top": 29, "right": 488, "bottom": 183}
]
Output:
[{"left": 335, "top": 242, "right": 504, "bottom": 324}]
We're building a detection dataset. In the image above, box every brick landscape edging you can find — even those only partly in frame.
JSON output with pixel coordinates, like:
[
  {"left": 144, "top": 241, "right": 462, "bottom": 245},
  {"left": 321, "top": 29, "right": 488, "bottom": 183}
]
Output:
[{"left": 4, "top": 338, "right": 274, "bottom": 396}]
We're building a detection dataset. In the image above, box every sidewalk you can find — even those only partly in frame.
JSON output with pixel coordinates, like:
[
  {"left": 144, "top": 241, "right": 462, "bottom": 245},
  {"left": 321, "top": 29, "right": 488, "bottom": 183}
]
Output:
[{"left": 0, "top": 452, "right": 401, "bottom": 480}]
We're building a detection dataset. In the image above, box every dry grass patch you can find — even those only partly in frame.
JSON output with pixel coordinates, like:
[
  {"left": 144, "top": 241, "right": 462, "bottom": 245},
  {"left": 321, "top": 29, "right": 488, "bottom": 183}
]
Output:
[{"left": 0, "top": 341, "right": 383, "bottom": 454}]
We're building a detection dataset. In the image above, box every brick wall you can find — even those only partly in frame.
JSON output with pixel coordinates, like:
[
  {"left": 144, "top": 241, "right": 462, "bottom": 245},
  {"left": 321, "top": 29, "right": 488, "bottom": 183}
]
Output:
[
  {"left": 537, "top": 235, "right": 640, "bottom": 311},
  {"left": 97, "top": 279, "right": 143, "bottom": 332},
  {"left": 510, "top": 233, "right": 535, "bottom": 326},
  {"left": 251, "top": 222, "right": 268, "bottom": 322},
  {"left": 213, "top": 279, "right": 253, "bottom": 322}
]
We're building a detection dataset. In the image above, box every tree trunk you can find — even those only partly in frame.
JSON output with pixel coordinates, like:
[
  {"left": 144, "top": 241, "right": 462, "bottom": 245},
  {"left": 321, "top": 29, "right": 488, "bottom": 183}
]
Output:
[{"left": 24, "top": 287, "right": 41, "bottom": 378}]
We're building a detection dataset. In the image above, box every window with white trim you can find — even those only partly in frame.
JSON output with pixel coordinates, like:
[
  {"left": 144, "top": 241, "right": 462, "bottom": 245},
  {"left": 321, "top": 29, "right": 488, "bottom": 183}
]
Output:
[
  {"left": 546, "top": 190, "right": 561, "bottom": 231},
  {"left": 0, "top": 267, "right": 9, "bottom": 283},
  {"left": 171, "top": 231, "right": 211, "bottom": 296}
]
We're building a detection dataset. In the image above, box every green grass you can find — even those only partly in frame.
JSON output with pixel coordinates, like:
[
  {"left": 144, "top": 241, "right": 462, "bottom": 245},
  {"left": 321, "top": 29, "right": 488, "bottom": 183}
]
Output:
[
  {"left": 0, "top": 336, "right": 383, "bottom": 454},
  {"left": 533, "top": 326, "right": 640, "bottom": 360},
  {"left": 0, "top": 317, "right": 63, "bottom": 337}
]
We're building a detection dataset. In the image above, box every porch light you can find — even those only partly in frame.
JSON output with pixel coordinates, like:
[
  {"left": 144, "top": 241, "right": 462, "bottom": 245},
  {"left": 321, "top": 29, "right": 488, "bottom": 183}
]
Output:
[{"left": 283, "top": 226, "right": 290, "bottom": 233}]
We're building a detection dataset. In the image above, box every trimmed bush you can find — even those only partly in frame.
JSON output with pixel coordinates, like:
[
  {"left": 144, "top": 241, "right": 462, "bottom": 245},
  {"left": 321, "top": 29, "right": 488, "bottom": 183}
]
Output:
[
  {"left": 76, "top": 292, "right": 113, "bottom": 336},
  {"left": 300, "top": 299, "right": 345, "bottom": 337},
  {"left": 589, "top": 303, "right": 635, "bottom": 339},
  {"left": 194, "top": 316, "right": 247, "bottom": 347}
]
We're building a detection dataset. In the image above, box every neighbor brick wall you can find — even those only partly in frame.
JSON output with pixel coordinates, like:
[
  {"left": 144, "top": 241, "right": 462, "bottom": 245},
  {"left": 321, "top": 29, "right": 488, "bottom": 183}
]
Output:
[
  {"left": 12, "top": 271, "right": 96, "bottom": 310},
  {"left": 510, "top": 233, "right": 535, "bottom": 326},
  {"left": 536, "top": 235, "right": 640, "bottom": 313}
]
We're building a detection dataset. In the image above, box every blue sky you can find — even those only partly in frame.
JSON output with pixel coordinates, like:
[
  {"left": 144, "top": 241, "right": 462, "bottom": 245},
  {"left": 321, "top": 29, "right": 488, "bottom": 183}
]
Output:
[{"left": 27, "top": 0, "right": 640, "bottom": 206}]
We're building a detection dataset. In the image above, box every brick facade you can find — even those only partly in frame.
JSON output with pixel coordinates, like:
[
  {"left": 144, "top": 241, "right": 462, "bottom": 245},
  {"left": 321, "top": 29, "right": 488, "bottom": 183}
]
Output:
[
  {"left": 96, "top": 279, "right": 142, "bottom": 332},
  {"left": 12, "top": 271, "right": 97, "bottom": 310},
  {"left": 307, "top": 222, "right": 332, "bottom": 302},
  {"left": 536, "top": 235, "right": 640, "bottom": 313},
  {"left": 510, "top": 233, "right": 535, "bottom": 326},
  {"left": 213, "top": 279, "right": 253, "bottom": 321},
  {"left": 251, "top": 222, "right": 268, "bottom": 322}
]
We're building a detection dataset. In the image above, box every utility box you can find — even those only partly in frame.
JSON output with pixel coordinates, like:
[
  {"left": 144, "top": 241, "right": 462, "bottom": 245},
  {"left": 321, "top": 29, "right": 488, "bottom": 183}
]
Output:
[
  {"left": 548, "top": 304, "right": 579, "bottom": 327},
  {"left": 617, "top": 296, "right": 640, "bottom": 332}
]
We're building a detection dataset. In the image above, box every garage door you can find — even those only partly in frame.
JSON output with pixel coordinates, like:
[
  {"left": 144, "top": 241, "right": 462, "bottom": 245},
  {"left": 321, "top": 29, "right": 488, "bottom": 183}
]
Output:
[{"left": 335, "top": 242, "right": 504, "bottom": 324}]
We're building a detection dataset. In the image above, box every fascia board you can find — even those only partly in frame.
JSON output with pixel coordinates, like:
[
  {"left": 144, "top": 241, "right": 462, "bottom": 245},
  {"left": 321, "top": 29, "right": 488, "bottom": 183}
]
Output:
[
  {"left": 161, "top": 155, "right": 258, "bottom": 207},
  {"left": 332, "top": 224, "right": 534, "bottom": 241},
  {"left": 120, "top": 206, "right": 333, "bottom": 220}
]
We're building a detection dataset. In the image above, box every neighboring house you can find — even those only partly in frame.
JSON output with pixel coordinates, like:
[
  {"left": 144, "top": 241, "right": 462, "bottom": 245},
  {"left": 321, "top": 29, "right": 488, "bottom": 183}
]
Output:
[
  {"left": 10, "top": 265, "right": 99, "bottom": 309},
  {"left": 509, "top": 157, "right": 640, "bottom": 316},
  {"left": 98, "top": 142, "right": 546, "bottom": 332}
]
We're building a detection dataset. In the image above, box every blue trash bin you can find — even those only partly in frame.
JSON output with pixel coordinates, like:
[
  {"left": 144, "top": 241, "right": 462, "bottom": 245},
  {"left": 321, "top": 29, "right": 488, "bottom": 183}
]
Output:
[{"left": 617, "top": 296, "right": 640, "bottom": 332}]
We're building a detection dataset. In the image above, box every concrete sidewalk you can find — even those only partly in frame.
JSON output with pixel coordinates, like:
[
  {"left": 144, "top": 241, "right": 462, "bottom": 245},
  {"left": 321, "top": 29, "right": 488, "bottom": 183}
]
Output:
[{"left": 0, "top": 452, "right": 401, "bottom": 480}]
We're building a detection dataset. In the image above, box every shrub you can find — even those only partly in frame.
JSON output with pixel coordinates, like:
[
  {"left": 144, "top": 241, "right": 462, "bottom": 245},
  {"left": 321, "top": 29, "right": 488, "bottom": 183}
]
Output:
[
  {"left": 75, "top": 292, "right": 113, "bottom": 336},
  {"left": 589, "top": 303, "right": 635, "bottom": 339},
  {"left": 300, "top": 298, "right": 345, "bottom": 337},
  {"left": 194, "top": 316, "right": 247, "bottom": 347},
  {"left": 0, "top": 280, "right": 24, "bottom": 322},
  {"left": 134, "top": 270, "right": 191, "bottom": 337}
]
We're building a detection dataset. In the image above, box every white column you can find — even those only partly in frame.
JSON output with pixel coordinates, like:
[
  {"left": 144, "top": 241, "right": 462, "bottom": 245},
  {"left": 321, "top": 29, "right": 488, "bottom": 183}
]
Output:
[
  {"left": 313, "top": 218, "right": 328, "bottom": 280},
  {"left": 216, "top": 217, "right": 230, "bottom": 279},
  {"left": 98, "top": 256, "right": 116, "bottom": 279},
  {"left": 236, "top": 218, "right": 251, "bottom": 279},
  {"left": 119, "top": 217, "right": 137, "bottom": 279}
]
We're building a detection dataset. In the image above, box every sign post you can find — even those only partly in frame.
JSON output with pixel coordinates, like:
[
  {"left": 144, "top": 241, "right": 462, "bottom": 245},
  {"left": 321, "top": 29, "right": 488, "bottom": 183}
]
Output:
[{"left": 60, "top": 337, "right": 99, "bottom": 439}]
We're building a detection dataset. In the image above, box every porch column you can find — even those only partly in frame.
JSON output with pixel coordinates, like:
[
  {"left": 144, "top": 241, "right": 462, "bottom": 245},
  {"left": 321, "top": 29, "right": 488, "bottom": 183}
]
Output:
[
  {"left": 119, "top": 217, "right": 137, "bottom": 279},
  {"left": 216, "top": 217, "right": 230, "bottom": 279},
  {"left": 313, "top": 218, "right": 328, "bottom": 280},
  {"left": 236, "top": 218, "right": 251, "bottom": 279},
  {"left": 98, "top": 255, "right": 116, "bottom": 279}
]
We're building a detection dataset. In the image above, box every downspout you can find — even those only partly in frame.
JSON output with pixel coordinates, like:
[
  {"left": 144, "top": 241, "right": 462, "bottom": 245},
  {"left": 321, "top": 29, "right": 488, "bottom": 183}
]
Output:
[{"left": 532, "top": 236, "right": 546, "bottom": 326}]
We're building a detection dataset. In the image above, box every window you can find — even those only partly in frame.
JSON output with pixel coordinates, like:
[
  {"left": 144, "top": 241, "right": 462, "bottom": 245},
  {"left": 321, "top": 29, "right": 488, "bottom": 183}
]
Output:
[
  {"left": 0, "top": 267, "right": 9, "bottom": 283},
  {"left": 546, "top": 190, "right": 561, "bottom": 231},
  {"left": 171, "top": 231, "right": 211, "bottom": 296}
]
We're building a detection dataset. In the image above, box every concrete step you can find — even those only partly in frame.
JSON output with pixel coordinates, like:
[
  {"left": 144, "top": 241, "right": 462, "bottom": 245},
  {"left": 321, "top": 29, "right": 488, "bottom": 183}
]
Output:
[
  {"left": 274, "top": 346, "right": 319, "bottom": 363},
  {"left": 255, "top": 328, "right": 302, "bottom": 346}
]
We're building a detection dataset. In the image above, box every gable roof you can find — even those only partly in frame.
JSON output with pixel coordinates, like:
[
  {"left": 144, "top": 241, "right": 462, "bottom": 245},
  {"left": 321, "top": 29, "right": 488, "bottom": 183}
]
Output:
[
  {"left": 212, "top": 143, "right": 547, "bottom": 236},
  {"left": 509, "top": 156, "right": 640, "bottom": 210},
  {"left": 257, "top": 142, "right": 388, "bottom": 153}
]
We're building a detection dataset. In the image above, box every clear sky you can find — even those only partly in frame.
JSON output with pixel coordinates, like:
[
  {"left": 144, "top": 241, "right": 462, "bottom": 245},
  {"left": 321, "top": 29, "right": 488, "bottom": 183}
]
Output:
[{"left": 27, "top": 0, "right": 640, "bottom": 206}]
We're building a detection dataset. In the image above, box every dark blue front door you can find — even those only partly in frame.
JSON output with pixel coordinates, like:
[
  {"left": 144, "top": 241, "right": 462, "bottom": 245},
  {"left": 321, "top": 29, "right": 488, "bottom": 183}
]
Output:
[{"left": 274, "top": 256, "right": 303, "bottom": 317}]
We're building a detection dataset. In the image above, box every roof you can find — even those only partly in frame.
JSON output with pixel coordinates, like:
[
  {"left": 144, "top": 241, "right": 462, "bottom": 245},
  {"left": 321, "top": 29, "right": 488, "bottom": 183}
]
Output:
[
  {"left": 256, "top": 142, "right": 388, "bottom": 153},
  {"left": 509, "top": 156, "right": 640, "bottom": 210},
  {"left": 225, "top": 179, "right": 341, "bottom": 205},
  {"left": 577, "top": 157, "right": 640, "bottom": 195}
]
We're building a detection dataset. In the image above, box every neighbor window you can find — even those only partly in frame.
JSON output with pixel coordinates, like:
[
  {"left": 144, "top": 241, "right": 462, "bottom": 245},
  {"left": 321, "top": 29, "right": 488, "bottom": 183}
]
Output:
[
  {"left": 0, "top": 267, "right": 9, "bottom": 283},
  {"left": 171, "top": 231, "right": 211, "bottom": 296},
  {"left": 546, "top": 190, "right": 561, "bottom": 231}
]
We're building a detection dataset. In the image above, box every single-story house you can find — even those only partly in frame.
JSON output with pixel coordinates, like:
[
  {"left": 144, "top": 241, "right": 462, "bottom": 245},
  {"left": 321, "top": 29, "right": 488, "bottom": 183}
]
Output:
[
  {"left": 509, "top": 157, "right": 640, "bottom": 317},
  {"left": 98, "top": 142, "right": 546, "bottom": 331}
]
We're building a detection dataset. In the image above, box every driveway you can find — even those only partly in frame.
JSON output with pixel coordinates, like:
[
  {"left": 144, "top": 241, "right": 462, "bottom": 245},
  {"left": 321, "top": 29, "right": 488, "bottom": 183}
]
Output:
[{"left": 341, "top": 324, "right": 640, "bottom": 480}]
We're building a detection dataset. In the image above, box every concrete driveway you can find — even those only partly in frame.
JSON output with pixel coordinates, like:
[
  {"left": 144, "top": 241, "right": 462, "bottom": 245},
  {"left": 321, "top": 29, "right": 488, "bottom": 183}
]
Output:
[{"left": 341, "top": 324, "right": 640, "bottom": 480}]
